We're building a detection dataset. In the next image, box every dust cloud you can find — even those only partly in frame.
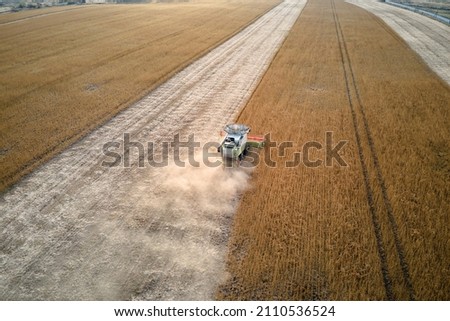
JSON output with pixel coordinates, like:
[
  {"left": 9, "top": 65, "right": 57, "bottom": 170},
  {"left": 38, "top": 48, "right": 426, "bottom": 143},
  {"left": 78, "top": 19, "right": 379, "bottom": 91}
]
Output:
[
  {"left": 161, "top": 162, "right": 252, "bottom": 215},
  {"left": 112, "top": 161, "right": 255, "bottom": 300},
  {"left": 41, "top": 162, "right": 254, "bottom": 300}
]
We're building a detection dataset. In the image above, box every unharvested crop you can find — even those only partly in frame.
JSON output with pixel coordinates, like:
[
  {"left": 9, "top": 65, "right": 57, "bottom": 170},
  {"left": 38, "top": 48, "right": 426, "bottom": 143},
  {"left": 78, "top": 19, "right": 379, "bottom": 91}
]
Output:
[{"left": 217, "top": 0, "right": 449, "bottom": 300}]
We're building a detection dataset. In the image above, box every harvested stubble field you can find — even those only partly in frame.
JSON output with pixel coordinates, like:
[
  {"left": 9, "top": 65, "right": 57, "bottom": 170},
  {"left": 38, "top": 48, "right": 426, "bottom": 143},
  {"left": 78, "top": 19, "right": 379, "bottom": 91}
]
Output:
[
  {"left": 0, "top": 0, "right": 280, "bottom": 191},
  {"left": 217, "top": 0, "right": 449, "bottom": 300}
]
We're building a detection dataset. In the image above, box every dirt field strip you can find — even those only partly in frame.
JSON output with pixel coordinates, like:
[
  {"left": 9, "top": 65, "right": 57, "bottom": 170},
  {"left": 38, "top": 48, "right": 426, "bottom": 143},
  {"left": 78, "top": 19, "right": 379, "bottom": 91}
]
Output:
[
  {"left": 218, "top": 0, "right": 449, "bottom": 300},
  {"left": 0, "top": 0, "right": 306, "bottom": 300},
  {"left": 347, "top": 0, "right": 450, "bottom": 85}
]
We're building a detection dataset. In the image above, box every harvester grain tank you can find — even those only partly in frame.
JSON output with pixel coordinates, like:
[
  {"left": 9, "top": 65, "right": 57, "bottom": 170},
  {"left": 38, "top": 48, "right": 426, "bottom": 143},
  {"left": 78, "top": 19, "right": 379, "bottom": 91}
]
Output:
[{"left": 218, "top": 124, "right": 265, "bottom": 162}]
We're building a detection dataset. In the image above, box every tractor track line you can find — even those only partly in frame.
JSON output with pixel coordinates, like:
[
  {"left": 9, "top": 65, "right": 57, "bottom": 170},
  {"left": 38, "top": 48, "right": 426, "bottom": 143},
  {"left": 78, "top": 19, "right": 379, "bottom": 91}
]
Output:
[
  {"left": 331, "top": 0, "right": 394, "bottom": 300},
  {"left": 333, "top": 4, "right": 415, "bottom": 300}
]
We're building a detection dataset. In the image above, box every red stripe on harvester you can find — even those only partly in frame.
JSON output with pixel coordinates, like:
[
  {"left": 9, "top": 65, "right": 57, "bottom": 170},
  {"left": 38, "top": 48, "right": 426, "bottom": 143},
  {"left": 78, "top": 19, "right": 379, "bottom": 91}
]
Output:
[{"left": 248, "top": 135, "right": 265, "bottom": 141}]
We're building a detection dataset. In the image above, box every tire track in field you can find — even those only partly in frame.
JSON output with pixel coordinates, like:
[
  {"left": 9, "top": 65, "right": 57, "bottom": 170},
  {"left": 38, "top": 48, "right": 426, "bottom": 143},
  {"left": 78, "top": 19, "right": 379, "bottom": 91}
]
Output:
[
  {"left": 0, "top": 0, "right": 306, "bottom": 300},
  {"left": 333, "top": 0, "right": 415, "bottom": 300},
  {"left": 330, "top": 0, "right": 394, "bottom": 300},
  {"left": 331, "top": 0, "right": 415, "bottom": 300}
]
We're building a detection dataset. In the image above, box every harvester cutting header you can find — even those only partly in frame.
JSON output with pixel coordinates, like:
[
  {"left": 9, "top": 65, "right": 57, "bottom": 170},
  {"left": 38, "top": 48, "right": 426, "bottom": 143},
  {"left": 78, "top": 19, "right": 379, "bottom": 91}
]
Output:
[{"left": 218, "top": 124, "right": 265, "bottom": 164}]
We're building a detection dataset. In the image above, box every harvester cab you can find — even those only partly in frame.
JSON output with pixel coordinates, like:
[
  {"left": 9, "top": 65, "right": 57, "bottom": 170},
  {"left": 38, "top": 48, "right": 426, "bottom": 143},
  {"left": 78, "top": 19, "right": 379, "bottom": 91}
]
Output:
[{"left": 218, "top": 123, "right": 265, "bottom": 164}]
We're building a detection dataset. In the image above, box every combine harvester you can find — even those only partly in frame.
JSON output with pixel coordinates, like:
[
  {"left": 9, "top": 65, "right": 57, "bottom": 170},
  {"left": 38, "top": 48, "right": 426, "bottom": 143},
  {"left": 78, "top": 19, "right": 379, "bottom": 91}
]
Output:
[{"left": 217, "top": 124, "right": 265, "bottom": 166}]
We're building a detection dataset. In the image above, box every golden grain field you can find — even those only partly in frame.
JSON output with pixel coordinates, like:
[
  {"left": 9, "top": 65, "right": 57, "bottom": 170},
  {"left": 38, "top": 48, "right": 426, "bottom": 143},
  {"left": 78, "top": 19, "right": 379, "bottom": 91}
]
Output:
[
  {"left": 217, "top": 0, "right": 450, "bottom": 300},
  {"left": 0, "top": 0, "right": 280, "bottom": 191}
]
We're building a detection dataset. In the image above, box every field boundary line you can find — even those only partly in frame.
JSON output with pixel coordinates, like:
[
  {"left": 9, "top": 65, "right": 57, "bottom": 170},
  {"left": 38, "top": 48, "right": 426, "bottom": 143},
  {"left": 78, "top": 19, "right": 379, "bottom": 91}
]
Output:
[
  {"left": 346, "top": 0, "right": 450, "bottom": 86},
  {"left": 385, "top": 0, "right": 450, "bottom": 26},
  {"left": 236, "top": 1, "right": 308, "bottom": 123},
  {"left": 347, "top": 1, "right": 449, "bottom": 89},
  {"left": 354, "top": 3, "right": 450, "bottom": 93}
]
